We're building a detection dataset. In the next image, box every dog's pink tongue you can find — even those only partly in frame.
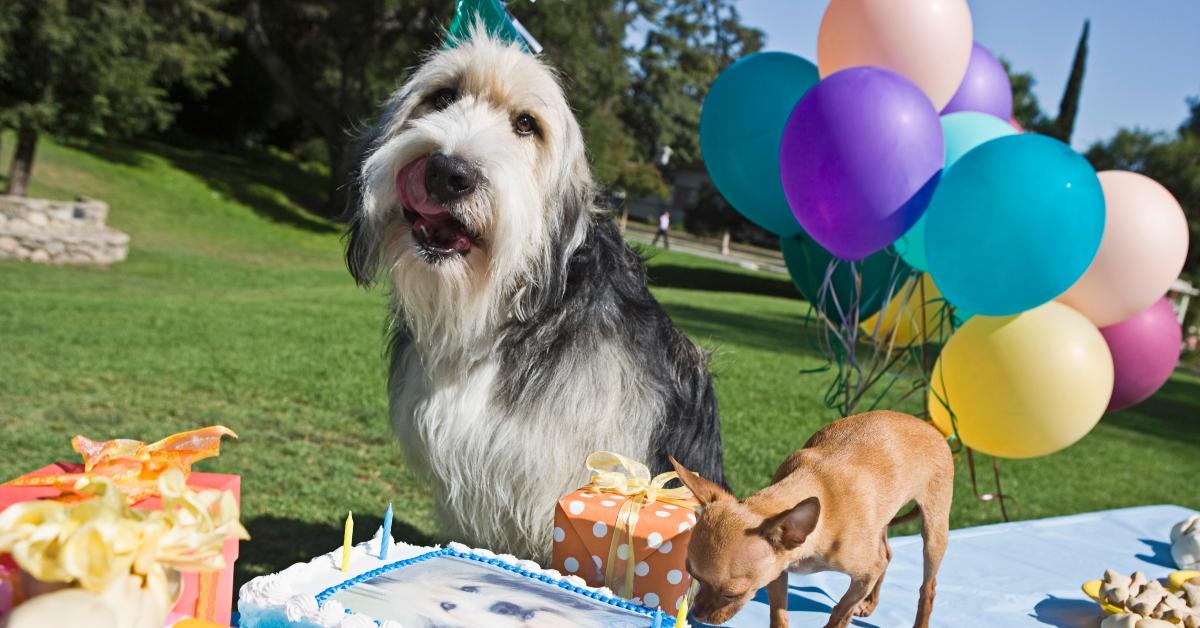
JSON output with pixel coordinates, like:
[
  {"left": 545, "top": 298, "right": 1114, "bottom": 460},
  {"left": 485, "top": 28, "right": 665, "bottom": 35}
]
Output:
[{"left": 396, "top": 156, "right": 448, "bottom": 217}]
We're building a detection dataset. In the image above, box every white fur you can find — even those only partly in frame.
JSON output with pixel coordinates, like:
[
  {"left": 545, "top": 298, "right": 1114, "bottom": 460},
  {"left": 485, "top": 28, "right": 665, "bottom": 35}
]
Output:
[{"left": 358, "top": 28, "right": 663, "bottom": 562}]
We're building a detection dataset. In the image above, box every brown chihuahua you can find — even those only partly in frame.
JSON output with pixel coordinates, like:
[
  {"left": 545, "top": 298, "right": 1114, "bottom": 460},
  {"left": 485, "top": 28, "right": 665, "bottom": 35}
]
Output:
[{"left": 671, "top": 411, "right": 953, "bottom": 628}]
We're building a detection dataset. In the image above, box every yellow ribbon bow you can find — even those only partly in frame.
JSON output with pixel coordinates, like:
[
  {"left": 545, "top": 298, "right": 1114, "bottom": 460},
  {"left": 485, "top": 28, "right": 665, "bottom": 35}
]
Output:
[
  {"left": 3, "top": 426, "right": 238, "bottom": 505},
  {"left": 581, "top": 451, "right": 697, "bottom": 600}
]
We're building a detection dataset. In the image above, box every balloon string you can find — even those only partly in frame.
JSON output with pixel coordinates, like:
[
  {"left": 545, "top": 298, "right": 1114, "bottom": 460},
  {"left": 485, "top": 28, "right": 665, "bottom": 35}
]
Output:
[{"left": 965, "top": 448, "right": 1012, "bottom": 522}]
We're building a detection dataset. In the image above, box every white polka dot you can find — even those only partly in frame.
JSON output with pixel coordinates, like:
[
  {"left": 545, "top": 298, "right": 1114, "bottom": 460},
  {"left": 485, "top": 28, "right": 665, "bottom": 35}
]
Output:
[
  {"left": 658, "top": 540, "right": 673, "bottom": 554},
  {"left": 646, "top": 532, "right": 663, "bottom": 549},
  {"left": 678, "top": 522, "right": 690, "bottom": 533},
  {"left": 568, "top": 501, "right": 584, "bottom": 515},
  {"left": 635, "top": 561, "right": 650, "bottom": 577},
  {"left": 676, "top": 596, "right": 686, "bottom": 610},
  {"left": 686, "top": 513, "right": 696, "bottom": 524},
  {"left": 654, "top": 510, "right": 670, "bottom": 518},
  {"left": 663, "top": 504, "right": 678, "bottom": 510},
  {"left": 580, "top": 492, "right": 595, "bottom": 498},
  {"left": 601, "top": 500, "right": 617, "bottom": 508},
  {"left": 644, "top": 592, "right": 660, "bottom": 608},
  {"left": 617, "top": 544, "right": 629, "bottom": 560},
  {"left": 667, "top": 569, "right": 683, "bottom": 585},
  {"left": 592, "top": 521, "right": 608, "bottom": 538},
  {"left": 553, "top": 527, "right": 565, "bottom": 543},
  {"left": 563, "top": 557, "right": 579, "bottom": 573},
  {"left": 592, "top": 555, "right": 603, "bottom": 569}
]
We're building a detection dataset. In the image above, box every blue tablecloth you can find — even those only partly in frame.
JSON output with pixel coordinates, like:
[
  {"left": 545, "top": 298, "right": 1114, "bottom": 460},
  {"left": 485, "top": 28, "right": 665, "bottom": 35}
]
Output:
[{"left": 719, "top": 504, "right": 1196, "bottom": 628}]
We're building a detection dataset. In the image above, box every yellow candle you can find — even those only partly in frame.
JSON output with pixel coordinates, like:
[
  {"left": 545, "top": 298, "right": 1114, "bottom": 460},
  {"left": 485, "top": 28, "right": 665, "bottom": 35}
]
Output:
[
  {"left": 341, "top": 511, "right": 354, "bottom": 572},
  {"left": 676, "top": 579, "right": 697, "bottom": 626}
]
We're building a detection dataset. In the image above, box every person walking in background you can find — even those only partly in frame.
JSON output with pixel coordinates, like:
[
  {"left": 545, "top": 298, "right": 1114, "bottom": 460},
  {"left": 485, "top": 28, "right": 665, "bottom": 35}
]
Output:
[{"left": 652, "top": 209, "right": 671, "bottom": 249}]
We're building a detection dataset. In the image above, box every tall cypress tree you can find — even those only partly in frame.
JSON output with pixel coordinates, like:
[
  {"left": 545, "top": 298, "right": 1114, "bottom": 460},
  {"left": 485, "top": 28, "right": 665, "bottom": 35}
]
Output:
[{"left": 1051, "top": 19, "right": 1089, "bottom": 143}]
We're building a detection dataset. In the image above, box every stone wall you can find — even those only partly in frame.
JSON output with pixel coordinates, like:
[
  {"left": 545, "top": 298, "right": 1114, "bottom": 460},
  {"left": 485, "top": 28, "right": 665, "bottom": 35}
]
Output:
[{"left": 0, "top": 195, "right": 129, "bottom": 265}]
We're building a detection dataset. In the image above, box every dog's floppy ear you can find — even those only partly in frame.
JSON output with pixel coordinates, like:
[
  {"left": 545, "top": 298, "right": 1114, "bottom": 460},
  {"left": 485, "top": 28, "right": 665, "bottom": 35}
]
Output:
[
  {"left": 670, "top": 456, "right": 732, "bottom": 506},
  {"left": 343, "top": 97, "right": 404, "bottom": 286},
  {"left": 344, "top": 212, "right": 380, "bottom": 287},
  {"left": 760, "top": 497, "right": 820, "bottom": 551}
]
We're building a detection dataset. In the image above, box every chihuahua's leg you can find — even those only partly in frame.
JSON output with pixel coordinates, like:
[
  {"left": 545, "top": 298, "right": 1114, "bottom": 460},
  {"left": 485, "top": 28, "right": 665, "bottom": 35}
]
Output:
[
  {"left": 914, "top": 475, "right": 952, "bottom": 628},
  {"left": 826, "top": 569, "right": 880, "bottom": 628},
  {"left": 768, "top": 572, "right": 790, "bottom": 628},
  {"left": 855, "top": 530, "right": 891, "bottom": 617}
]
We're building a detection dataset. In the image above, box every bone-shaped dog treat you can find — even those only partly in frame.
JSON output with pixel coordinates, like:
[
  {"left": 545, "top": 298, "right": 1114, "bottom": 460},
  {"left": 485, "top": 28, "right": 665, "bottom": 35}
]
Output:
[
  {"left": 1103, "top": 569, "right": 1135, "bottom": 606},
  {"left": 1129, "top": 581, "right": 1168, "bottom": 616},
  {"left": 1186, "top": 613, "right": 1200, "bottom": 628},
  {"left": 1156, "top": 592, "right": 1189, "bottom": 620},
  {"left": 1101, "top": 613, "right": 1140, "bottom": 628},
  {"left": 1130, "top": 571, "right": 1149, "bottom": 597},
  {"left": 1137, "top": 619, "right": 1176, "bottom": 628},
  {"left": 1181, "top": 580, "right": 1200, "bottom": 608}
]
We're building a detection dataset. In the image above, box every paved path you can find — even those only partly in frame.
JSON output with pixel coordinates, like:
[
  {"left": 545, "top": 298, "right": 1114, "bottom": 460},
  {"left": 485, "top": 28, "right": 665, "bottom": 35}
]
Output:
[{"left": 622, "top": 224, "right": 788, "bottom": 275}]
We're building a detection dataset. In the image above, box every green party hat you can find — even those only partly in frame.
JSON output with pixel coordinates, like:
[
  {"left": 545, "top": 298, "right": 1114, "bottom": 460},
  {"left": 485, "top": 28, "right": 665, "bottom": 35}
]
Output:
[{"left": 446, "top": 0, "right": 541, "bottom": 53}]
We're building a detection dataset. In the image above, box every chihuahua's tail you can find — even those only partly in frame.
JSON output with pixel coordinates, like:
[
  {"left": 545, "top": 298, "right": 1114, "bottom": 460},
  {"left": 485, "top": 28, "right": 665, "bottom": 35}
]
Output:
[{"left": 889, "top": 504, "right": 922, "bottom": 527}]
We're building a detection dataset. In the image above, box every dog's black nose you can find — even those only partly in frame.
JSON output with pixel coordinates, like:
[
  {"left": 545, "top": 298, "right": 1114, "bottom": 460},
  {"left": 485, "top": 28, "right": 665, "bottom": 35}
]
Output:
[{"left": 425, "top": 153, "right": 478, "bottom": 203}]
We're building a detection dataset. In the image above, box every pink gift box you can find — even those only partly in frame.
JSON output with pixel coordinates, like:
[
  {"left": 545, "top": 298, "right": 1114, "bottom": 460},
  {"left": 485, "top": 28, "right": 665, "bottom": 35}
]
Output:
[{"left": 0, "top": 462, "right": 242, "bottom": 626}]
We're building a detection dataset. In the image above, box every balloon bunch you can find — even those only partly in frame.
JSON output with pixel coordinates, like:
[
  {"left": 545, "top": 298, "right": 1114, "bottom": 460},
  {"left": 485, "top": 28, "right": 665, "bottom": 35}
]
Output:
[{"left": 700, "top": 0, "right": 1189, "bottom": 462}]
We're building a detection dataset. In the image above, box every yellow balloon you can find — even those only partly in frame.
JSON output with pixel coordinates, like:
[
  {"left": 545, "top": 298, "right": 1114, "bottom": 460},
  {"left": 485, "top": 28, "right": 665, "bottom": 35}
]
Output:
[
  {"left": 861, "top": 275, "right": 952, "bottom": 345},
  {"left": 928, "top": 302, "right": 1113, "bottom": 459}
]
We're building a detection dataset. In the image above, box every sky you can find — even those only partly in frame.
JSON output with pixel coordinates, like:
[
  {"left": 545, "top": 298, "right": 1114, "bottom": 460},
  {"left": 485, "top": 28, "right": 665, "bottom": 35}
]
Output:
[{"left": 737, "top": 0, "right": 1200, "bottom": 151}]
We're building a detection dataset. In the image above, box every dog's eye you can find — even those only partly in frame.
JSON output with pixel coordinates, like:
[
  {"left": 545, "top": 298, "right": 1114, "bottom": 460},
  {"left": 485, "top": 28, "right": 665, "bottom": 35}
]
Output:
[
  {"left": 513, "top": 113, "right": 537, "bottom": 137},
  {"left": 429, "top": 88, "right": 457, "bottom": 111}
]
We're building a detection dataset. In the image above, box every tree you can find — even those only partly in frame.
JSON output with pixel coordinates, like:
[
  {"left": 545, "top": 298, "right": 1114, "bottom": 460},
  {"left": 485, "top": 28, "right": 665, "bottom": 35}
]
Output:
[
  {"left": 623, "top": 0, "right": 762, "bottom": 174},
  {"left": 0, "top": 0, "right": 236, "bottom": 196},
  {"left": 1003, "top": 59, "right": 1049, "bottom": 131},
  {"left": 1002, "top": 20, "right": 1089, "bottom": 142},
  {"left": 622, "top": 0, "right": 763, "bottom": 244},
  {"left": 241, "top": 0, "right": 445, "bottom": 217},
  {"left": 517, "top": 0, "right": 665, "bottom": 199},
  {"left": 1048, "top": 19, "right": 1089, "bottom": 143}
]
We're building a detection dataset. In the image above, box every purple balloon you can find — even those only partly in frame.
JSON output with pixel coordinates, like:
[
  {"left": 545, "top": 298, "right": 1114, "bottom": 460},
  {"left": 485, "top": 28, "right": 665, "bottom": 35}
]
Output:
[
  {"left": 942, "top": 42, "right": 1013, "bottom": 120},
  {"left": 780, "top": 67, "right": 944, "bottom": 261},
  {"left": 1100, "top": 297, "right": 1182, "bottom": 411}
]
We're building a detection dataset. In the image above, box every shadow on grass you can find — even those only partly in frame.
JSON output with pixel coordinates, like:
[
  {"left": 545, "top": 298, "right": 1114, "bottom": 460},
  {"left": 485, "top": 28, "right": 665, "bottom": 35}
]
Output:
[
  {"left": 1102, "top": 375, "right": 1200, "bottom": 447},
  {"left": 646, "top": 263, "right": 799, "bottom": 300},
  {"left": 663, "top": 301, "right": 821, "bottom": 356},
  {"left": 237, "top": 514, "right": 434, "bottom": 590},
  {"left": 86, "top": 138, "right": 340, "bottom": 235}
]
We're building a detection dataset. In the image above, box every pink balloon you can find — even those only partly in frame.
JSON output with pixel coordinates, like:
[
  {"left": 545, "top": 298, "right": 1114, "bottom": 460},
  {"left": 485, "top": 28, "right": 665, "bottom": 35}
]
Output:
[
  {"left": 1009, "top": 118, "right": 1025, "bottom": 133},
  {"left": 1059, "top": 171, "right": 1190, "bottom": 327},
  {"left": 817, "top": 0, "right": 973, "bottom": 110},
  {"left": 1101, "top": 298, "right": 1182, "bottom": 411}
]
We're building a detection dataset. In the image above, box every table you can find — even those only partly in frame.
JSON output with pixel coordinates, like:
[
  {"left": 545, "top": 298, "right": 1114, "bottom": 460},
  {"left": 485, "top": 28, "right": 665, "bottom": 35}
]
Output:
[{"left": 718, "top": 504, "right": 1196, "bottom": 627}]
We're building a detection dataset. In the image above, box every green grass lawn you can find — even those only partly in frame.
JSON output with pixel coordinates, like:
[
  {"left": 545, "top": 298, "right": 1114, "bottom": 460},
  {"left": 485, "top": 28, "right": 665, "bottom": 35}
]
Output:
[{"left": 1, "top": 136, "right": 1197, "bottom": 589}]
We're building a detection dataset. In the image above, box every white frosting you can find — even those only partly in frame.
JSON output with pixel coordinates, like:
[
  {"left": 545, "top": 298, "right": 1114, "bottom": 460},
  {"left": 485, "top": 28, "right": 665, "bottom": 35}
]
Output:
[{"left": 239, "top": 529, "right": 631, "bottom": 628}]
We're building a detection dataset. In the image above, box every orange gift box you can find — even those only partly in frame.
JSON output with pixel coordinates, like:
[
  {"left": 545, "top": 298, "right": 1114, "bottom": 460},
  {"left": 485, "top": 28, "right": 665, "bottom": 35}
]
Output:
[
  {"left": 0, "top": 462, "right": 242, "bottom": 626},
  {"left": 551, "top": 452, "right": 698, "bottom": 614}
]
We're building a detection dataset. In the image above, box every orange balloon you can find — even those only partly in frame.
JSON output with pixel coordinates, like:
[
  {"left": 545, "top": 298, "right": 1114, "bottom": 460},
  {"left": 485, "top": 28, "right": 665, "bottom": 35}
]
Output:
[
  {"left": 1058, "top": 171, "right": 1190, "bottom": 327},
  {"left": 817, "top": 0, "right": 974, "bottom": 110}
]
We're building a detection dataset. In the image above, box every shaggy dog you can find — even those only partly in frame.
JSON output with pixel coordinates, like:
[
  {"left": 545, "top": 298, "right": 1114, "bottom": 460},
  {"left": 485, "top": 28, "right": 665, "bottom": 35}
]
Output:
[{"left": 343, "top": 26, "right": 725, "bottom": 563}]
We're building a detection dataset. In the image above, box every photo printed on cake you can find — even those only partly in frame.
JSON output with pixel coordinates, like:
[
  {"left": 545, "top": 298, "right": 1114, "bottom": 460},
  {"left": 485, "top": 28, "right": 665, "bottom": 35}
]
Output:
[{"left": 327, "top": 555, "right": 657, "bottom": 627}]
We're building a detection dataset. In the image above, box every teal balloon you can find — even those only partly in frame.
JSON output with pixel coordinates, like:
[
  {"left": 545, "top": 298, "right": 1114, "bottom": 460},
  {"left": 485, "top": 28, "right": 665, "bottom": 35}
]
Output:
[
  {"left": 894, "top": 112, "right": 1016, "bottom": 270},
  {"left": 926, "top": 133, "right": 1105, "bottom": 316},
  {"left": 446, "top": 0, "right": 529, "bottom": 51},
  {"left": 701, "top": 52, "right": 819, "bottom": 236},
  {"left": 781, "top": 232, "right": 911, "bottom": 323}
]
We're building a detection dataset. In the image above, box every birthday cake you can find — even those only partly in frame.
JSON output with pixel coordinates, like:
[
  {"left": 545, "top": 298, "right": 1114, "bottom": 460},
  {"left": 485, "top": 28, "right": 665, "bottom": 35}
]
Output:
[{"left": 237, "top": 529, "right": 680, "bottom": 627}]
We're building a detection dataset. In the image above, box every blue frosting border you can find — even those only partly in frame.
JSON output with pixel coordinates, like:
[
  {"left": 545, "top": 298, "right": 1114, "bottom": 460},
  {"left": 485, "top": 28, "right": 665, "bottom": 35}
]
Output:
[{"left": 314, "top": 546, "right": 676, "bottom": 627}]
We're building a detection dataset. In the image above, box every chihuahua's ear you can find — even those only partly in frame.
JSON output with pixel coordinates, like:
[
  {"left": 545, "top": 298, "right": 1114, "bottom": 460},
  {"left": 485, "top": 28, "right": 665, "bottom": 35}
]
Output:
[
  {"left": 669, "top": 456, "right": 732, "bottom": 505},
  {"left": 761, "top": 497, "right": 820, "bottom": 550}
]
